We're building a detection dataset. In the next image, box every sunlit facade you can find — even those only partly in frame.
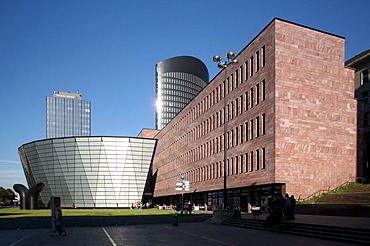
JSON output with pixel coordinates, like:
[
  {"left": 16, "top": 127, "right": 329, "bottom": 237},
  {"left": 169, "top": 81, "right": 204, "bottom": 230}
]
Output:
[
  {"left": 152, "top": 18, "right": 357, "bottom": 212},
  {"left": 46, "top": 91, "right": 91, "bottom": 139},
  {"left": 156, "top": 56, "right": 209, "bottom": 130},
  {"left": 18, "top": 136, "right": 157, "bottom": 208}
]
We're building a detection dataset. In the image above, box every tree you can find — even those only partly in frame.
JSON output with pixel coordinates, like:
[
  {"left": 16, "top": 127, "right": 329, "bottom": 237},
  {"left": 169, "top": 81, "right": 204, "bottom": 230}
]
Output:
[{"left": 0, "top": 186, "right": 15, "bottom": 206}]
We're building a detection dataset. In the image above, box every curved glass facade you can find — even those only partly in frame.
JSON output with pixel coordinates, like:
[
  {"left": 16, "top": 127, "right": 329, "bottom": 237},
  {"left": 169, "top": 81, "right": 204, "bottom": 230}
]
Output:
[
  {"left": 156, "top": 56, "right": 209, "bottom": 130},
  {"left": 18, "top": 136, "right": 157, "bottom": 208}
]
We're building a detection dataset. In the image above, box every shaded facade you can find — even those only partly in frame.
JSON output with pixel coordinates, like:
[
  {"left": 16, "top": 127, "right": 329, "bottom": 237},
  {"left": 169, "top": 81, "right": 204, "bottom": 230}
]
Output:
[
  {"left": 152, "top": 18, "right": 357, "bottom": 212},
  {"left": 46, "top": 91, "right": 91, "bottom": 139},
  {"left": 18, "top": 136, "right": 157, "bottom": 208},
  {"left": 346, "top": 49, "right": 370, "bottom": 179},
  {"left": 156, "top": 56, "right": 209, "bottom": 130}
]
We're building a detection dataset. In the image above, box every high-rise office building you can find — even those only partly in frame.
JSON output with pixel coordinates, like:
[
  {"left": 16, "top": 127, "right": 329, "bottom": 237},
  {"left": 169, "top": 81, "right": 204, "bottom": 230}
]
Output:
[
  {"left": 155, "top": 56, "right": 209, "bottom": 130},
  {"left": 46, "top": 91, "right": 91, "bottom": 139}
]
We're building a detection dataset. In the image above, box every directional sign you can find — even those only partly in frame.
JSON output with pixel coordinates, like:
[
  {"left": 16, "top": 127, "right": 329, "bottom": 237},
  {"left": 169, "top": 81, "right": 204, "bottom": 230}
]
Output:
[{"left": 175, "top": 179, "right": 190, "bottom": 191}]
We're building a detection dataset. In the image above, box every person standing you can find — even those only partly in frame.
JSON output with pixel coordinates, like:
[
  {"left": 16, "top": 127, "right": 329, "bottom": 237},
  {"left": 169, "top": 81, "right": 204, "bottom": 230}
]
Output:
[
  {"left": 284, "top": 193, "right": 291, "bottom": 221},
  {"left": 290, "top": 195, "right": 296, "bottom": 220}
]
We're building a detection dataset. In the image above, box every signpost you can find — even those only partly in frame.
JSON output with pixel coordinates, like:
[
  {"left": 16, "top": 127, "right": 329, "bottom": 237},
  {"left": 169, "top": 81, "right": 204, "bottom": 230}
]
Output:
[{"left": 175, "top": 175, "right": 190, "bottom": 214}]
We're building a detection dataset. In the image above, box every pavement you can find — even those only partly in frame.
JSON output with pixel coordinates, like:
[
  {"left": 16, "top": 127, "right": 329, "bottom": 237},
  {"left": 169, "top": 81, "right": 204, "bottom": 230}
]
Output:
[{"left": 1, "top": 212, "right": 370, "bottom": 246}]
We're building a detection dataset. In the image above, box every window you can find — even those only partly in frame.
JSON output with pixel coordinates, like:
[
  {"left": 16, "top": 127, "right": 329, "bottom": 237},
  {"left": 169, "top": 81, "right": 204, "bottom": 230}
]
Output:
[
  {"left": 256, "top": 51, "right": 260, "bottom": 72},
  {"left": 240, "top": 95, "right": 244, "bottom": 113},
  {"left": 231, "top": 74, "right": 234, "bottom": 91},
  {"left": 245, "top": 61, "right": 249, "bottom": 80},
  {"left": 262, "top": 80, "right": 266, "bottom": 101},
  {"left": 250, "top": 151, "right": 254, "bottom": 171},
  {"left": 261, "top": 46, "right": 266, "bottom": 67},
  {"left": 250, "top": 119, "right": 254, "bottom": 140},
  {"left": 227, "top": 159, "right": 230, "bottom": 176},
  {"left": 256, "top": 116, "right": 260, "bottom": 138},
  {"left": 250, "top": 88, "right": 254, "bottom": 108},
  {"left": 362, "top": 91, "right": 368, "bottom": 104},
  {"left": 245, "top": 122, "right": 249, "bottom": 142},
  {"left": 245, "top": 153, "right": 249, "bottom": 173},
  {"left": 256, "top": 149, "right": 260, "bottom": 170},
  {"left": 231, "top": 101, "right": 234, "bottom": 120},
  {"left": 250, "top": 56, "right": 254, "bottom": 77},
  {"left": 262, "top": 113, "right": 266, "bottom": 135},
  {"left": 236, "top": 98, "right": 239, "bottom": 116},
  {"left": 256, "top": 84, "right": 260, "bottom": 105},
  {"left": 237, "top": 67, "right": 241, "bottom": 85},
  {"left": 361, "top": 70, "right": 369, "bottom": 85},
  {"left": 231, "top": 129, "right": 234, "bottom": 147},
  {"left": 262, "top": 147, "right": 266, "bottom": 169},
  {"left": 240, "top": 125, "right": 244, "bottom": 143},
  {"left": 227, "top": 131, "right": 230, "bottom": 149},
  {"left": 240, "top": 154, "right": 244, "bottom": 173},
  {"left": 227, "top": 77, "right": 230, "bottom": 95},
  {"left": 245, "top": 91, "right": 249, "bottom": 111},
  {"left": 227, "top": 104, "right": 230, "bottom": 122}
]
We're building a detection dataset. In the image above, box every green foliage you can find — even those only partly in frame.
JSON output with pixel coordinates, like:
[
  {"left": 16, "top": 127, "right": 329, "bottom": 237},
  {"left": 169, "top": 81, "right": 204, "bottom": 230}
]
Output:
[
  {"left": 0, "top": 186, "right": 15, "bottom": 206},
  {"left": 297, "top": 182, "right": 361, "bottom": 204}
]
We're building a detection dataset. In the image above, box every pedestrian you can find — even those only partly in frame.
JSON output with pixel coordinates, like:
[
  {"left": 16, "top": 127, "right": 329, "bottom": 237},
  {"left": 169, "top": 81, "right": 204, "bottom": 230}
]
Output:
[
  {"left": 284, "top": 193, "right": 291, "bottom": 221},
  {"left": 51, "top": 207, "right": 67, "bottom": 236},
  {"left": 290, "top": 195, "right": 296, "bottom": 220}
]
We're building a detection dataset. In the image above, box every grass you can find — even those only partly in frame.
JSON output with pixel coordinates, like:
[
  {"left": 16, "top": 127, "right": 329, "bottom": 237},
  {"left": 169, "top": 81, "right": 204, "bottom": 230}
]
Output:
[
  {"left": 0, "top": 207, "right": 178, "bottom": 219},
  {"left": 298, "top": 182, "right": 361, "bottom": 204}
]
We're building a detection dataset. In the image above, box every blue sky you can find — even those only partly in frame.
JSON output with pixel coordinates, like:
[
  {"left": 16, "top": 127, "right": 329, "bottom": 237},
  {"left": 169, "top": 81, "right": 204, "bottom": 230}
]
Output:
[{"left": 1, "top": 0, "right": 369, "bottom": 189}]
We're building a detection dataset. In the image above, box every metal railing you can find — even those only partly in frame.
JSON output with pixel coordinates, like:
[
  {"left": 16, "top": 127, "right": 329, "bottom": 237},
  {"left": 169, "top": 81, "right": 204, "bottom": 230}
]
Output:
[{"left": 298, "top": 180, "right": 355, "bottom": 202}]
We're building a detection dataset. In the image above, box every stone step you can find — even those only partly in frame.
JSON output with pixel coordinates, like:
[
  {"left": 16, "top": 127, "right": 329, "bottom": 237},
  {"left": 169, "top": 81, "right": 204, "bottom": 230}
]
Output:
[
  {"left": 223, "top": 217, "right": 370, "bottom": 245},
  {"left": 296, "top": 204, "right": 370, "bottom": 217}
]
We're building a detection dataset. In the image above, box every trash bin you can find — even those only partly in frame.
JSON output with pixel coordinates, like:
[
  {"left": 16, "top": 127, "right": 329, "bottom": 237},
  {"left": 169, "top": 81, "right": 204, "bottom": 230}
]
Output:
[{"left": 172, "top": 214, "right": 178, "bottom": 226}]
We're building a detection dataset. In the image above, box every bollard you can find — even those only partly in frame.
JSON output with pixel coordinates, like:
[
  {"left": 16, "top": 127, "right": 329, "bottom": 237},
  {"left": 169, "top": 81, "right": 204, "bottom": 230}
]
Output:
[{"left": 172, "top": 215, "right": 178, "bottom": 226}]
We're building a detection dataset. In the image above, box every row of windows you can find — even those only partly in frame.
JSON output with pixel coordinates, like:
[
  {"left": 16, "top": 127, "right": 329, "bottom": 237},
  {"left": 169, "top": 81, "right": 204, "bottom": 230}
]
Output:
[
  {"left": 157, "top": 79, "right": 267, "bottom": 162},
  {"left": 186, "top": 114, "right": 266, "bottom": 164},
  {"left": 46, "top": 97, "right": 91, "bottom": 139},
  {"left": 155, "top": 45, "right": 268, "bottom": 184},
  {"left": 184, "top": 147, "right": 266, "bottom": 183},
  {"left": 158, "top": 114, "right": 267, "bottom": 182},
  {"left": 160, "top": 72, "right": 206, "bottom": 88},
  {"left": 159, "top": 45, "right": 266, "bottom": 138},
  {"left": 160, "top": 77, "right": 204, "bottom": 91}
]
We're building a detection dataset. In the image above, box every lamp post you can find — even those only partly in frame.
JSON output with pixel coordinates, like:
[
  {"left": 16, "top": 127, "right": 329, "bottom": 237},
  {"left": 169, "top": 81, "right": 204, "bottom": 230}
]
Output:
[{"left": 213, "top": 52, "right": 237, "bottom": 209}]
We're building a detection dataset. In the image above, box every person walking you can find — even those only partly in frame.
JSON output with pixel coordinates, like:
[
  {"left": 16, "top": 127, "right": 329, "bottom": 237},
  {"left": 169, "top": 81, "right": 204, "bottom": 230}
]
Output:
[{"left": 51, "top": 207, "right": 67, "bottom": 236}]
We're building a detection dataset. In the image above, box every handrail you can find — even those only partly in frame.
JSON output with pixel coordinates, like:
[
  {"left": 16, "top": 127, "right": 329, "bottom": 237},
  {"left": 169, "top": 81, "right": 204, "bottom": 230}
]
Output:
[{"left": 298, "top": 180, "right": 354, "bottom": 202}]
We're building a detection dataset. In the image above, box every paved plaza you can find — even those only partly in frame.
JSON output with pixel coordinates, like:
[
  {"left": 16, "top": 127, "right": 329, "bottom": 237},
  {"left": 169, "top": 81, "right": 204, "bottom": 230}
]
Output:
[{"left": 0, "top": 219, "right": 359, "bottom": 246}]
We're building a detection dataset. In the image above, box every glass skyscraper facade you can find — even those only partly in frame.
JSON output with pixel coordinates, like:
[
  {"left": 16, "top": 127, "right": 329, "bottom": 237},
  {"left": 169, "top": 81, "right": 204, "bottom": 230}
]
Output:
[
  {"left": 18, "top": 136, "right": 157, "bottom": 208},
  {"left": 46, "top": 91, "right": 91, "bottom": 139},
  {"left": 156, "top": 56, "right": 209, "bottom": 130}
]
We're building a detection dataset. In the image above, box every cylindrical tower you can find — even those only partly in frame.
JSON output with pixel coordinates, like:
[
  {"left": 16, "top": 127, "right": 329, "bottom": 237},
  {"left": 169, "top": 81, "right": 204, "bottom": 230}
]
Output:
[{"left": 156, "top": 56, "right": 209, "bottom": 130}]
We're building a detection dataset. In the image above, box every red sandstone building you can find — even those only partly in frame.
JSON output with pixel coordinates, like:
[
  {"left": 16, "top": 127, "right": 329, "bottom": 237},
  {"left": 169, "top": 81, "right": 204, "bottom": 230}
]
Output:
[{"left": 150, "top": 18, "right": 357, "bottom": 212}]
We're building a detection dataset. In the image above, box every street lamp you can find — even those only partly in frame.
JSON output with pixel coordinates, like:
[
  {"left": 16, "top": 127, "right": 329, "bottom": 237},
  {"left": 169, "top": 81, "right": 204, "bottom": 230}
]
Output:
[{"left": 213, "top": 51, "right": 237, "bottom": 210}]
